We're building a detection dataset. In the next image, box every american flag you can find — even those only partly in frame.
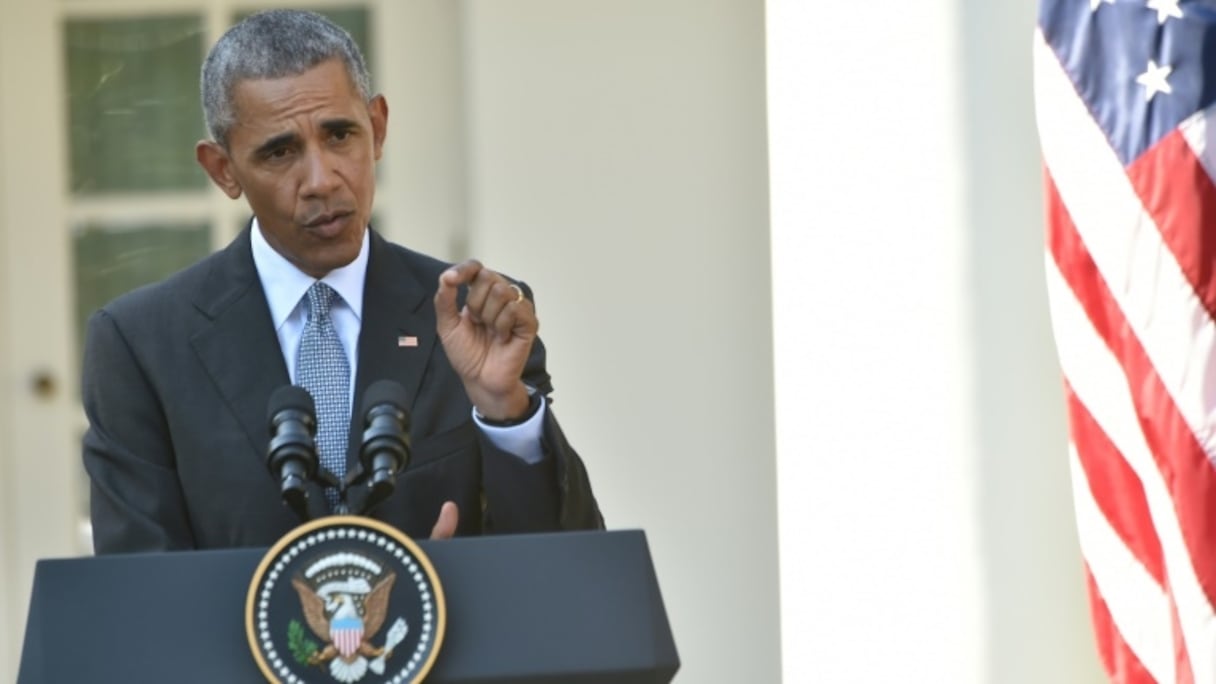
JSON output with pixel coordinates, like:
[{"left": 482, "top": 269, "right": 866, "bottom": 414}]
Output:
[{"left": 1036, "top": 0, "right": 1216, "bottom": 681}]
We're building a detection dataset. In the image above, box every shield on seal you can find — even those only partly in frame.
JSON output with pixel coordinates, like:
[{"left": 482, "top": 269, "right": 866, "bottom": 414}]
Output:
[{"left": 331, "top": 616, "right": 364, "bottom": 659}]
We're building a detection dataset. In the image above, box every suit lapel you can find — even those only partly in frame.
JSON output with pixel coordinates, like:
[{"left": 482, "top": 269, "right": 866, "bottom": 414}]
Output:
[
  {"left": 346, "top": 230, "right": 438, "bottom": 473},
  {"left": 189, "top": 228, "right": 291, "bottom": 458}
]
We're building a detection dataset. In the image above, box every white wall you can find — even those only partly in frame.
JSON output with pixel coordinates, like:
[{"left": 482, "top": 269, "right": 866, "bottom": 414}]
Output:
[
  {"left": 374, "top": 0, "right": 465, "bottom": 259},
  {"left": 958, "top": 2, "right": 1100, "bottom": 681},
  {"left": 0, "top": 33, "right": 12, "bottom": 681},
  {"left": 461, "top": 1, "right": 780, "bottom": 682},
  {"left": 768, "top": 1, "right": 1102, "bottom": 682},
  {"left": 0, "top": 4, "right": 80, "bottom": 682},
  {"left": 0, "top": 1, "right": 1109, "bottom": 681}
]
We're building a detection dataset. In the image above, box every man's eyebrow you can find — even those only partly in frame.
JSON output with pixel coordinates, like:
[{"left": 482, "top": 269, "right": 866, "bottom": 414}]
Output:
[
  {"left": 253, "top": 131, "right": 299, "bottom": 158},
  {"left": 321, "top": 118, "right": 359, "bottom": 134}
]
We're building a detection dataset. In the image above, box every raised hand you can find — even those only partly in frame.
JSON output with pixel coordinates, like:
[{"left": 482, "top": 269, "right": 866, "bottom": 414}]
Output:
[{"left": 433, "top": 259, "right": 535, "bottom": 421}]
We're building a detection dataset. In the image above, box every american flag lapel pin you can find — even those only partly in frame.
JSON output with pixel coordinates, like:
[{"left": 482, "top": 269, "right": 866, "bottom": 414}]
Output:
[{"left": 398, "top": 335, "right": 418, "bottom": 348}]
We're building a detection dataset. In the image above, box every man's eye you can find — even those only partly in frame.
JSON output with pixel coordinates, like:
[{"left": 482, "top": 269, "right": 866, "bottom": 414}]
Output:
[{"left": 332, "top": 128, "right": 352, "bottom": 141}]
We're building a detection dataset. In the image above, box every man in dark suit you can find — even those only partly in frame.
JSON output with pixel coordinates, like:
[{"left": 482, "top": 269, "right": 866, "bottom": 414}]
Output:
[{"left": 82, "top": 9, "right": 602, "bottom": 554}]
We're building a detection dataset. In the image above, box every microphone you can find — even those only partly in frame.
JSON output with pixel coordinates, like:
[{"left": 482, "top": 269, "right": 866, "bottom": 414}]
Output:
[
  {"left": 267, "top": 385, "right": 319, "bottom": 522},
  {"left": 357, "top": 380, "right": 411, "bottom": 513}
]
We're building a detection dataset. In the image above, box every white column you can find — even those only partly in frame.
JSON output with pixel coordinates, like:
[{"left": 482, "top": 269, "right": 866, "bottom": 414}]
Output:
[
  {"left": 461, "top": 1, "right": 779, "bottom": 681},
  {"left": 767, "top": 1, "right": 1102, "bottom": 682}
]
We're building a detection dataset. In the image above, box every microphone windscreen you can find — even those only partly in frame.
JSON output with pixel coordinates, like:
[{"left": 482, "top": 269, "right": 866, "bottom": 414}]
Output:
[
  {"left": 268, "top": 385, "right": 316, "bottom": 425},
  {"left": 361, "top": 379, "right": 409, "bottom": 418}
]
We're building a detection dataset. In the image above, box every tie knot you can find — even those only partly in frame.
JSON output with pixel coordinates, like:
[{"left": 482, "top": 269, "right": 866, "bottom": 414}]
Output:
[{"left": 305, "top": 281, "right": 339, "bottom": 321}]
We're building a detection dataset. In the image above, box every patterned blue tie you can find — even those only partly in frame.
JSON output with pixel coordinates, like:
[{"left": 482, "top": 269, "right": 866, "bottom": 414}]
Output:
[{"left": 296, "top": 282, "right": 350, "bottom": 511}]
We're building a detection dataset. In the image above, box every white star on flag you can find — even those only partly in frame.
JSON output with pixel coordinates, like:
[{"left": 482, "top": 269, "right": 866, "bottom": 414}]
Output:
[
  {"left": 1090, "top": 0, "right": 1114, "bottom": 11},
  {"left": 1136, "top": 60, "right": 1174, "bottom": 101},
  {"left": 1147, "top": 0, "right": 1183, "bottom": 24}
]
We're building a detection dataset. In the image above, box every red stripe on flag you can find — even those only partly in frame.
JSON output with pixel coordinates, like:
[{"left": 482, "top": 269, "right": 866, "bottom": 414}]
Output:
[
  {"left": 1126, "top": 128, "right": 1216, "bottom": 321},
  {"left": 1171, "top": 591, "right": 1195, "bottom": 684},
  {"left": 1066, "top": 384, "right": 1165, "bottom": 586},
  {"left": 1046, "top": 172, "right": 1216, "bottom": 608},
  {"left": 1086, "top": 565, "right": 1157, "bottom": 684}
]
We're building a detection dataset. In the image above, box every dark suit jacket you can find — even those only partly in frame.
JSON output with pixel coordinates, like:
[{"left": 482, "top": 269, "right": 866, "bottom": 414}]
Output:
[{"left": 83, "top": 228, "right": 602, "bottom": 553}]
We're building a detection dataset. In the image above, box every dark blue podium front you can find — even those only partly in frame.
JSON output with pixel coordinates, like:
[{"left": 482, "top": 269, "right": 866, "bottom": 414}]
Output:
[{"left": 18, "top": 529, "right": 678, "bottom": 683}]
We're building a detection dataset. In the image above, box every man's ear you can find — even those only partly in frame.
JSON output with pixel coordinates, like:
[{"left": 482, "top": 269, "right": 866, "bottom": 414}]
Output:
[
  {"left": 368, "top": 94, "right": 388, "bottom": 162},
  {"left": 196, "top": 140, "right": 243, "bottom": 199}
]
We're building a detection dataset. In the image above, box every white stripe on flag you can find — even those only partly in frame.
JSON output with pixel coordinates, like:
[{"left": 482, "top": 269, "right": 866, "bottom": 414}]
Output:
[{"left": 1180, "top": 109, "right": 1216, "bottom": 182}]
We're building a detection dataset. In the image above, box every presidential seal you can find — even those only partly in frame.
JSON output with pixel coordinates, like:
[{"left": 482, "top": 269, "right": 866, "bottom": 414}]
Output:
[{"left": 246, "top": 516, "right": 445, "bottom": 684}]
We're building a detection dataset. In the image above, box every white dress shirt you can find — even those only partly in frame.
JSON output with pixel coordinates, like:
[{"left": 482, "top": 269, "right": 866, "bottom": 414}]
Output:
[{"left": 250, "top": 219, "right": 545, "bottom": 463}]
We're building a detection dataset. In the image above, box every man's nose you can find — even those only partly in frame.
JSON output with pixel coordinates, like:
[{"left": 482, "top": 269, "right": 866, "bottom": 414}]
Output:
[{"left": 300, "top": 148, "right": 340, "bottom": 198}]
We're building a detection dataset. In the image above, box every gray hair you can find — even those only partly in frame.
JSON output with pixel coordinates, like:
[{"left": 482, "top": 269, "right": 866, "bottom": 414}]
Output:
[{"left": 200, "top": 9, "right": 371, "bottom": 145}]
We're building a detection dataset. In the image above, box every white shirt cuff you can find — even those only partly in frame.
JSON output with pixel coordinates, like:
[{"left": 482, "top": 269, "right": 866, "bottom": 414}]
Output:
[{"left": 472, "top": 398, "right": 546, "bottom": 464}]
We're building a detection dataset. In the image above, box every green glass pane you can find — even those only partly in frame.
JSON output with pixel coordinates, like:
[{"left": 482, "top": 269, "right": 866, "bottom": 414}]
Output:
[
  {"left": 232, "top": 7, "right": 372, "bottom": 81},
  {"left": 73, "top": 223, "right": 211, "bottom": 355},
  {"left": 66, "top": 17, "right": 207, "bottom": 194},
  {"left": 318, "top": 7, "right": 371, "bottom": 71}
]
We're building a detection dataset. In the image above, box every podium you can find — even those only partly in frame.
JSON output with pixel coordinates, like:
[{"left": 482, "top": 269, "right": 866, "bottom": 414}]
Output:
[{"left": 17, "top": 529, "right": 678, "bottom": 683}]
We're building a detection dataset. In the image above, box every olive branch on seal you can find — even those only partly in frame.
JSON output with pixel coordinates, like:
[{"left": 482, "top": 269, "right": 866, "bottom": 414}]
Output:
[{"left": 287, "top": 619, "right": 319, "bottom": 665}]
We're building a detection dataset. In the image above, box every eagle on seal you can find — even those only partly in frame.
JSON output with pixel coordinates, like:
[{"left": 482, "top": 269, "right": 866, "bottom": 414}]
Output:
[{"left": 292, "top": 572, "right": 398, "bottom": 676}]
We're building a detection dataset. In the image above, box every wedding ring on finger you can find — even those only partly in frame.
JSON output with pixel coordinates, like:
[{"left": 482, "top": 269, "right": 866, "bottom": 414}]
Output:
[{"left": 508, "top": 283, "right": 524, "bottom": 304}]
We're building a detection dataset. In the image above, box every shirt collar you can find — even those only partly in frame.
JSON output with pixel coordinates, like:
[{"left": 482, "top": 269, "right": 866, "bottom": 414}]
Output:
[{"left": 249, "top": 217, "right": 369, "bottom": 330}]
